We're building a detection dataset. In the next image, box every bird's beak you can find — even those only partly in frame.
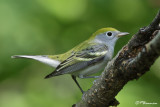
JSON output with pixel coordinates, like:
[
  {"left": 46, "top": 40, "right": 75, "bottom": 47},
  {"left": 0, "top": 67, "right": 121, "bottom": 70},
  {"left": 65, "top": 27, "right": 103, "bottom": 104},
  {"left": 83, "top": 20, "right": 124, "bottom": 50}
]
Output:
[{"left": 117, "top": 32, "right": 129, "bottom": 37}]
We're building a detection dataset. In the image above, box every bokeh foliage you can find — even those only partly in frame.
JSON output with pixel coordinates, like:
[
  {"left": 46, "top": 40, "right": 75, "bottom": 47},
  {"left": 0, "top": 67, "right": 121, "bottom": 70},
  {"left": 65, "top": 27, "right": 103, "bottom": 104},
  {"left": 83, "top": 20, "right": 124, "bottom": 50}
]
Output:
[{"left": 0, "top": 0, "right": 160, "bottom": 107}]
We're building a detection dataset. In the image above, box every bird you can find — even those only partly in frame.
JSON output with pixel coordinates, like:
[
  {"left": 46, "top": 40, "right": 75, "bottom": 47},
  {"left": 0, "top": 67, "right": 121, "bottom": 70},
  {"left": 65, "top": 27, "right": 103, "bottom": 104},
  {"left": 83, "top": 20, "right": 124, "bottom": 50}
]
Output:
[{"left": 11, "top": 27, "right": 129, "bottom": 93}]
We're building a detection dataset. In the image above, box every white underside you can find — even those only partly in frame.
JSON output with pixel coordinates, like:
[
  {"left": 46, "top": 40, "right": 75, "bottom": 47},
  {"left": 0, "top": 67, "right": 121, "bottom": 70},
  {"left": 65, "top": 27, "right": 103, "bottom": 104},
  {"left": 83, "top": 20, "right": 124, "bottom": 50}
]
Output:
[{"left": 74, "top": 60, "right": 107, "bottom": 77}]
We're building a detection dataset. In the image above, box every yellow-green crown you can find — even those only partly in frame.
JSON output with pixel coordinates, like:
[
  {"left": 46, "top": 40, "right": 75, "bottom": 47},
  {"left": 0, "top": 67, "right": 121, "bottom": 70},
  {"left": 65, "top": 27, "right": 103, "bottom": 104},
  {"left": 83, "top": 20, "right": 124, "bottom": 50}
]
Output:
[{"left": 90, "top": 27, "right": 118, "bottom": 39}]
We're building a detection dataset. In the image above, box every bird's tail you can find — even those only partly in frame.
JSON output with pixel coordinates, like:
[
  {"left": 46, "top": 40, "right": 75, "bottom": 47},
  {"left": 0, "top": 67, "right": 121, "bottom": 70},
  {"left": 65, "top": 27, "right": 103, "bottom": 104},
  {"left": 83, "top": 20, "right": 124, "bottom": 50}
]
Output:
[
  {"left": 11, "top": 55, "right": 60, "bottom": 68},
  {"left": 44, "top": 71, "right": 62, "bottom": 79}
]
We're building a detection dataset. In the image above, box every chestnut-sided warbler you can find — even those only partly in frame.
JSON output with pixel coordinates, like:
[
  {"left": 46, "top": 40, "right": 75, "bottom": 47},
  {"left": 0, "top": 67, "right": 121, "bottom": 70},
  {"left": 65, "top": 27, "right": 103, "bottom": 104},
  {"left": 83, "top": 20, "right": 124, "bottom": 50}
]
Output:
[{"left": 12, "top": 28, "right": 129, "bottom": 93}]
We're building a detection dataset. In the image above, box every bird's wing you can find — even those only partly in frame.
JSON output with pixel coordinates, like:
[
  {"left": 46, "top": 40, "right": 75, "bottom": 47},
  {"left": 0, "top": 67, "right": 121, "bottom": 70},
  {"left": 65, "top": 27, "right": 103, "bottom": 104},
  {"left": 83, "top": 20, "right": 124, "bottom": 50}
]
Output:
[{"left": 45, "top": 42, "right": 108, "bottom": 78}]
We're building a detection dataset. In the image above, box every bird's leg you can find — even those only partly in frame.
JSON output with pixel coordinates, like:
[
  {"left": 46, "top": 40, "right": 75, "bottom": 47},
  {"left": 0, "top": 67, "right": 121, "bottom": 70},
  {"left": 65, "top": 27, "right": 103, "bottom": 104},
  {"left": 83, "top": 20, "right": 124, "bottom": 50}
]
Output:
[
  {"left": 79, "top": 75, "right": 100, "bottom": 79},
  {"left": 79, "top": 75, "right": 100, "bottom": 84},
  {"left": 71, "top": 75, "right": 84, "bottom": 94}
]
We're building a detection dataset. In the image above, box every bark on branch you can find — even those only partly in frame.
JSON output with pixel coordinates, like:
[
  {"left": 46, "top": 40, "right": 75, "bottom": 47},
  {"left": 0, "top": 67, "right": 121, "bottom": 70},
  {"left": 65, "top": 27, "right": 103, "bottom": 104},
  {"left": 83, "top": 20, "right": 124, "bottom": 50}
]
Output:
[{"left": 73, "top": 10, "right": 160, "bottom": 107}]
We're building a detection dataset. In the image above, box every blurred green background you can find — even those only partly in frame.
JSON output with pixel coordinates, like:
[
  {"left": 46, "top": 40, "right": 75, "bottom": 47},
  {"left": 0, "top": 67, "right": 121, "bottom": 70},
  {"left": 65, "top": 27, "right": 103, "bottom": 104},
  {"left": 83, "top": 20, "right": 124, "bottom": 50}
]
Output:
[{"left": 0, "top": 0, "right": 160, "bottom": 107}]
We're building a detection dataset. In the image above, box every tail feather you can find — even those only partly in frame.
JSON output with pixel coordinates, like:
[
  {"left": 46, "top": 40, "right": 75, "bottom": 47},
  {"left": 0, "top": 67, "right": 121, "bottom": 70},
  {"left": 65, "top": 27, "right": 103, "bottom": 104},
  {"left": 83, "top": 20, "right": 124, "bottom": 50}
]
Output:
[
  {"left": 11, "top": 55, "right": 60, "bottom": 68},
  {"left": 44, "top": 71, "right": 62, "bottom": 79},
  {"left": 11, "top": 55, "right": 37, "bottom": 59}
]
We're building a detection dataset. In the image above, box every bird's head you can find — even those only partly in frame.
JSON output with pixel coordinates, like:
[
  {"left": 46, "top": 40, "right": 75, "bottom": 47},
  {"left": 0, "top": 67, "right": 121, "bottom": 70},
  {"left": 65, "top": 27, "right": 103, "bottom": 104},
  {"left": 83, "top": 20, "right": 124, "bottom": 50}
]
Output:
[{"left": 90, "top": 27, "right": 129, "bottom": 47}]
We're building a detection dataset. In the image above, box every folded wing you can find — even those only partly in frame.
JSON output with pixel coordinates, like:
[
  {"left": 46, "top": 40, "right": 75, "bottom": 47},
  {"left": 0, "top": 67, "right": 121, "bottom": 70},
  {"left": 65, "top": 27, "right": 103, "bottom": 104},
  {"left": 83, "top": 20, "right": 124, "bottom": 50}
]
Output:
[{"left": 45, "top": 42, "right": 108, "bottom": 78}]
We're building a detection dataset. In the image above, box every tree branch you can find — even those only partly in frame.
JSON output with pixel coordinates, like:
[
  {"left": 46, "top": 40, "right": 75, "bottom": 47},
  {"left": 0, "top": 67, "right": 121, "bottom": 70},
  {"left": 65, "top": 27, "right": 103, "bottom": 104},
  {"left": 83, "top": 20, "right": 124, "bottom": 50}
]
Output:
[{"left": 73, "top": 10, "right": 160, "bottom": 107}]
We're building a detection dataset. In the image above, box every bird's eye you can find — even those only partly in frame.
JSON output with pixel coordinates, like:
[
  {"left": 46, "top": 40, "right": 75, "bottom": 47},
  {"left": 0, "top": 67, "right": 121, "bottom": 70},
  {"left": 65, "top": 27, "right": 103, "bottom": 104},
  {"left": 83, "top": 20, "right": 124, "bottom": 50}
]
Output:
[{"left": 107, "top": 32, "right": 112, "bottom": 36}]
